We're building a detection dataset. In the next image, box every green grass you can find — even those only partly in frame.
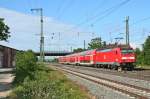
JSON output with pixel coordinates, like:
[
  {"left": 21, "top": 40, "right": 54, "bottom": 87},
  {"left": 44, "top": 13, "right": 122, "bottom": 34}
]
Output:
[
  {"left": 8, "top": 51, "right": 90, "bottom": 99},
  {"left": 136, "top": 65, "right": 150, "bottom": 69},
  {"left": 8, "top": 66, "right": 90, "bottom": 99}
]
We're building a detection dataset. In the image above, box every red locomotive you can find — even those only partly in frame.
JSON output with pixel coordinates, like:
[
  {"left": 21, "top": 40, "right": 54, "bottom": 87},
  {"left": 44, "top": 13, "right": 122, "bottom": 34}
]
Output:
[{"left": 58, "top": 46, "right": 136, "bottom": 70}]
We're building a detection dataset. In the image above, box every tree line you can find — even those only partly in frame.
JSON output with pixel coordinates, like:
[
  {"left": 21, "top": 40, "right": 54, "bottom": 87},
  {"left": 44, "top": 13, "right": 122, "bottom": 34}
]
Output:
[
  {"left": 135, "top": 36, "right": 150, "bottom": 66},
  {"left": 73, "top": 37, "right": 106, "bottom": 52}
]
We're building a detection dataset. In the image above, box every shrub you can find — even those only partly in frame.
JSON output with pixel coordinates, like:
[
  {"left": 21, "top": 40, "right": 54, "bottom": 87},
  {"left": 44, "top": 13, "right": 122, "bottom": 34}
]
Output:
[
  {"left": 10, "top": 50, "right": 89, "bottom": 99},
  {"left": 13, "top": 50, "right": 38, "bottom": 85},
  {"left": 9, "top": 70, "right": 88, "bottom": 99}
]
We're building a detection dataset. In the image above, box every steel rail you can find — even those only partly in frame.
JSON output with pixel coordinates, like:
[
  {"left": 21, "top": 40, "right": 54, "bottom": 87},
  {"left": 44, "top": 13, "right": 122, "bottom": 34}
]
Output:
[
  {"left": 53, "top": 63, "right": 150, "bottom": 81},
  {"left": 53, "top": 66, "right": 150, "bottom": 99}
]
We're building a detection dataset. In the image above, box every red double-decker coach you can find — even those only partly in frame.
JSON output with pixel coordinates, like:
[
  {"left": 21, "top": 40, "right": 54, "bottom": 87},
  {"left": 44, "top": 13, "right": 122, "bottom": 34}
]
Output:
[{"left": 58, "top": 45, "right": 136, "bottom": 71}]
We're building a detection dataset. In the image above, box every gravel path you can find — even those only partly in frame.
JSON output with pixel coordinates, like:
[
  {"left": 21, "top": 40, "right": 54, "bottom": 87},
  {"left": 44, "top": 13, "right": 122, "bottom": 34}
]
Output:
[{"left": 0, "top": 68, "right": 14, "bottom": 99}]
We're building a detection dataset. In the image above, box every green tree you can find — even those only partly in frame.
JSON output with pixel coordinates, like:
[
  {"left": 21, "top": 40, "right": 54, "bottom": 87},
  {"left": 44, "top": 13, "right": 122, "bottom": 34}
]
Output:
[
  {"left": 73, "top": 48, "right": 85, "bottom": 52},
  {"left": 135, "top": 48, "right": 143, "bottom": 65},
  {"left": 0, "top": 18, "right": 10, "bottom": 41},
  {"left": 88, "top": 37, "right": 103, "bottom": 49},
  {"left": 143, "top": 36, "right": 150, "bottom": 65},
  {"left": 102, "top": 41, "right": 107, "bottom": 47},
  {"left": 13, "top": 50, "right": 38, "bottom": 85},
  {"left": 135, "top": 48, "right": 141, "bottom": 55}
]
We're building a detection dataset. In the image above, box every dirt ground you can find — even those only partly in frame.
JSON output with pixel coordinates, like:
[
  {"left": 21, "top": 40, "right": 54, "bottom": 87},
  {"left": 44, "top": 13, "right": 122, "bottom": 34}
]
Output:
[{"left": 0, "top": 68, "right": 14, "bottom": 98}]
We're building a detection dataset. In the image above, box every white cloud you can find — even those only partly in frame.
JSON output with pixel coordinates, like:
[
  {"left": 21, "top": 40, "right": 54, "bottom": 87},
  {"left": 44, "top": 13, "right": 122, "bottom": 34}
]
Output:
[{"left": 0, "top": 8, "right": 91, "bottom": 51}]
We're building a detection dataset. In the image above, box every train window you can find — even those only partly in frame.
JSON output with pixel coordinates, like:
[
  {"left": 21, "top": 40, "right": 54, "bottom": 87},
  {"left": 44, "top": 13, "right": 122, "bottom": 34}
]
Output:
[
  {"left": 121, "top": 49, "right": 134, "bottom": 54},
  {"left": 97, "top": 49, "right": 112, "bottom": 52},
  {"left": 115, "top": 51, "right": 118, "bottom": 54}
]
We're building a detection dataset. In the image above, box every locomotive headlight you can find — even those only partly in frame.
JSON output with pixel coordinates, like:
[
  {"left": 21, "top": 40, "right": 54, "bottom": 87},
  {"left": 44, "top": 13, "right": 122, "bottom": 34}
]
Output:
[
  {"left": 122, "top": 57, "right": 127, "bottom": 59},
  {"left": 121, "top": 57, "right": 135, "bottom": 60},
  {"left": 129, "top": 57, "right": 135, "bottom": 59}
]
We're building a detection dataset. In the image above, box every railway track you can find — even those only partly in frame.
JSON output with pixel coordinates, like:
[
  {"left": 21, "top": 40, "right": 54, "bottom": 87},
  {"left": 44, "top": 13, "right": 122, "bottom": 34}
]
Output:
[
  {"left": 73, "top": 65, "right": 150, "bottom": 81},
  {"left": 52, "top": 63, "right": 150, "bottom": 81},
  {"left": 52, "top": 65, "right": 150, "bottom": 99}
]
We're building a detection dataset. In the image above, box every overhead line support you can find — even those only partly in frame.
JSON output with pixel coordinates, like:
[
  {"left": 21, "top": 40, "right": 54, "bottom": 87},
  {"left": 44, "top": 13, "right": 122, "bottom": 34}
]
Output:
[
  {"left": 125, "top": 16, "right": 130, "bottom": 46},
  {"left": 31, "top": 8, "right": 44, "bottom": 62}
]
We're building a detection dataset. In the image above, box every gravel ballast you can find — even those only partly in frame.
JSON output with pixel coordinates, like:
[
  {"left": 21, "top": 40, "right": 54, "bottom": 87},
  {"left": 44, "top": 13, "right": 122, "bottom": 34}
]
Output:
[
  {"left": 66, "top": 73, "right": 136, "bottom": 99},
  {"left": 64, "top": 66, "right": 150, "bottom": 90}
]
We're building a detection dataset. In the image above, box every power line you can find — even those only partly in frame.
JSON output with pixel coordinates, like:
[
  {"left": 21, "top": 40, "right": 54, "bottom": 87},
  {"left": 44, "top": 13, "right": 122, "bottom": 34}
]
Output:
[
  {"left": 60, "top": 0, "right": 131, "bottom": 33},
  {"left": 112, "top": 17, "right": 150, "bottom": 46},
  {"left": 132, "top": 17, "right": 150, "bottom": 25},
  {"left": 91, "top": 0, "right": 131, "bottom": 24},
  {"left": 56, "top": 0, "right": 72, "bottom": 19},
  {"left": 57, "top": 0, "right": 74, "bottom": 19},
  {"left": 111, "top": 16, "right": 150, "bottom": 34},
  {"left": 86, "top": 0, "right": 130, "bottom": 25},
  {"left": 56, "top": 0, "right": 65, "bottom": 17},
  {"left": 86, "top": 0, "right": 106, "bottom": 20},
  {"left": 90, "top": 0, "right": 106, "bottom": 13}
]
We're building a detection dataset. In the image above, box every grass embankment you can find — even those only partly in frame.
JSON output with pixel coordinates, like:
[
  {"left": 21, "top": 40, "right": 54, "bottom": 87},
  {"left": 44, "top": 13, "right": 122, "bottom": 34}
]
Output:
[
  {"left": 136, "top": 65, "right": 150, "bottom": 70},
  {"left": 8, "top": 50, "right": 89, "bottom": 99}
]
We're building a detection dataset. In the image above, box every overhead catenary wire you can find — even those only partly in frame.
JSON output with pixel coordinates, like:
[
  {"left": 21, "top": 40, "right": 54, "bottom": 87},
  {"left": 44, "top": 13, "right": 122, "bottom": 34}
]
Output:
[
  {"left": 56, "top": 0, "right": 74, "bottom": 20},
  {"left": 108, "top": 16, "right": 150, "bottom": 44},
  {"left": 91, "top": 0, "right": 131, "bottom": 25},
  {"left": 132, "top": 17, "right": 150, "bottom": 25},
  {"left": 60, "top": 0, "right": 131, "bottom": 33},
  {"left": 57, "top": 0, "right": 74, "bottom": 19},
  {"left": 86, "top": 0, "right": 106, "bottom": 21},
  {"left": 90, "top": 0, "right": 106, "bottom": 13},
  {"left": 114, "top": 17, "right": 150, "bottom": 46},
  {"left": 111, "top": 16, "right": 150, "bottom": 34},
  {"left": 56, "top": 0, "right": 66, "bottom": 18}
]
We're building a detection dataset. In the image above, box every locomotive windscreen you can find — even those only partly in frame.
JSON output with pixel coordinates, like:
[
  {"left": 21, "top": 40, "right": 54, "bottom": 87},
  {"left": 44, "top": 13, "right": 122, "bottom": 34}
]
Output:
[{"left": 121, "top": 49, "right": 134, "bottom": 54}]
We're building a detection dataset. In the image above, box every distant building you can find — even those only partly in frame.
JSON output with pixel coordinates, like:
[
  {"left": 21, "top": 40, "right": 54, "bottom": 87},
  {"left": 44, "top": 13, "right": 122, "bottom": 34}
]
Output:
[{"left": 0, "top": 45, "right": 18, "bottom": 68}]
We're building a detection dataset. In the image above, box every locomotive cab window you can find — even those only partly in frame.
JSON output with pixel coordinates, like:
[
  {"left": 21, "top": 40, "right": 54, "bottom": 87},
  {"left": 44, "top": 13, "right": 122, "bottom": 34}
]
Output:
[{"left": 121, "top": 49, "right": 134, "bottom": 54}]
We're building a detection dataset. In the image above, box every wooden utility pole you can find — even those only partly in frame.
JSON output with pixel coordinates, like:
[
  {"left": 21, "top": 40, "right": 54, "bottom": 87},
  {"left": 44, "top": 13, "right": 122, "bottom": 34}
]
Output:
[
  {"left": 31, "top": 8, "right": 44, "bottom": 62},
  {"left": 125, "top": 16, "right": 129, "bottom": 46}
]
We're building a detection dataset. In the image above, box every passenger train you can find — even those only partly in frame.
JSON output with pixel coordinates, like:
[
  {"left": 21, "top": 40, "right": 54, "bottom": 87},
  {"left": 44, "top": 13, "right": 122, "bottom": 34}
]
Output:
[{"left": 58, "top": 45, "right": 136, "bottom": 71}]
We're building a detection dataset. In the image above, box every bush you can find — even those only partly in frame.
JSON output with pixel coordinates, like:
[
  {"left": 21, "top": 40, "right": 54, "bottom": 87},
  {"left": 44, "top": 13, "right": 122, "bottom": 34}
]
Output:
[
  {"left": 9, "top": 70, "right": 88, "bottom": 99},
  {"left": 13, "top": 50, "right": 38, "bottom": 85},
  {"left": 9, "top": 50, "right": 89, "bottom": 99}
]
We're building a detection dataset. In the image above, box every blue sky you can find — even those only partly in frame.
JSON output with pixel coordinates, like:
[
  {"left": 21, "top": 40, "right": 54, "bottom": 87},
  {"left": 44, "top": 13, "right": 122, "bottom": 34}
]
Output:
[{"left": 0, "top": 0, "right": 150, "bottom": 51}]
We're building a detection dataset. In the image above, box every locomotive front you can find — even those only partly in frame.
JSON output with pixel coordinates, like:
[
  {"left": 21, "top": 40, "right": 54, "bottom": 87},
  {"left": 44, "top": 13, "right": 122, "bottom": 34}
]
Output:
[{"left": 120, "top": 48, "right": 136, "bottom": 70}]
